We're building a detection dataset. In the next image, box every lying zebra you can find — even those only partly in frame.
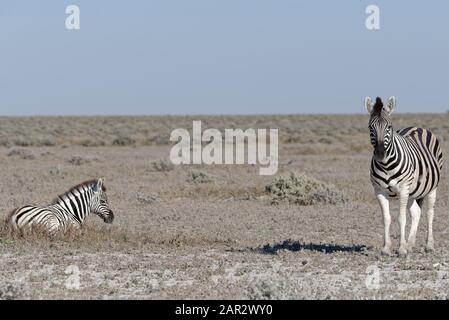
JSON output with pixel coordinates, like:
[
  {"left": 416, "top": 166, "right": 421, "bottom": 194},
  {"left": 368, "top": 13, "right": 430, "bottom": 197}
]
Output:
[{"left": 7, "top": 178, "right": 114, "bottom": 235}]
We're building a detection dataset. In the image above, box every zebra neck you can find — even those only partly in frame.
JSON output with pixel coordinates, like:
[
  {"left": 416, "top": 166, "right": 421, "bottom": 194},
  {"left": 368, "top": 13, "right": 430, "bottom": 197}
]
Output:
[{"left": 52, "top": 187, "right": 93, "bottom": 223}]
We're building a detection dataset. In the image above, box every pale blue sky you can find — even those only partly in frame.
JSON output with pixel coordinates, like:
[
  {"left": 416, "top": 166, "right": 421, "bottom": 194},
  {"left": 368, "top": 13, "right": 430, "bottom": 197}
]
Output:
[{"left": 0, "top": 1, "right": 448, "bottom": 115}]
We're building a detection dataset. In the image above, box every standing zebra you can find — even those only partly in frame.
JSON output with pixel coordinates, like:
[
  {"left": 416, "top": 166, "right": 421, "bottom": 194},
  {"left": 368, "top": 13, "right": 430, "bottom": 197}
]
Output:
[
  {"left": 7, "top": 178, "right": 114, "bottom": 235},
  {"left": 366, "top": 96, "right": 443, "bottom": 257}
]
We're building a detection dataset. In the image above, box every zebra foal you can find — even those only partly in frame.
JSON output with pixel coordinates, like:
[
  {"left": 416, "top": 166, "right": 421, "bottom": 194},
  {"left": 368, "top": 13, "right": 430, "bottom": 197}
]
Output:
[
  {"left": 366, "top": 96, "right": 443, "bottom": 257},
  {"left": 7, "top": 178, "right": 114, "bottom": 235}
]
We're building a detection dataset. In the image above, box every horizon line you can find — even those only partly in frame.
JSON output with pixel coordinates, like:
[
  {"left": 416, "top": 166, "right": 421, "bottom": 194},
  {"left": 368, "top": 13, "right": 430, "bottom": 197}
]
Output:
[{"left": 0, "top": 111, "right": 448, "bottom": 117}]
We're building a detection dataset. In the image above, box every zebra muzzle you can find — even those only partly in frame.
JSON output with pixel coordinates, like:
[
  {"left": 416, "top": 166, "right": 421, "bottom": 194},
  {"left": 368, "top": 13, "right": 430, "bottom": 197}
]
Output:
[
  {"left": 104, "top": 211, "right": 114, "bottom": 223},
  {"left": 374, "top": 144, "right": 385, "bottom": 161}
]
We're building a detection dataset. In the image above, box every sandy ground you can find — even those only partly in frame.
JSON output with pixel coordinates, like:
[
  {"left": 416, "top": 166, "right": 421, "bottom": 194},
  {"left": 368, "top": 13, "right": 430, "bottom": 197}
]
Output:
[{"left": 1, "top": 136, "right": 449, "bottom": 299}]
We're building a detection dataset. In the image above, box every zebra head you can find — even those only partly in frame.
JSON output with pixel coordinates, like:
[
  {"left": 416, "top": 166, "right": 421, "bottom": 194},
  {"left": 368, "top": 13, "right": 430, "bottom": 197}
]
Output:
[
  {"left": 91, "top": 178, "right": 114, "bottom": 223},
  {"left": 365, "top": 96, "right": 396, "bottom": 162}
]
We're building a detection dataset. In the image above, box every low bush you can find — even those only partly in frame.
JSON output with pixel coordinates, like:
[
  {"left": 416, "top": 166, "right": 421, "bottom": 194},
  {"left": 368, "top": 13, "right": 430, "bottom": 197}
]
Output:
[
  {"left": 151, "top": 159, "right": 174, "bottom": 172},
  {"left": 265, "top": 173, "right": 347, "bottom": 205},
  {"left": 7, "top": 148, "right": 36, "bottom": 160},
  {"left": 187, "top": 171, "right": 213, "bottom": 184}
]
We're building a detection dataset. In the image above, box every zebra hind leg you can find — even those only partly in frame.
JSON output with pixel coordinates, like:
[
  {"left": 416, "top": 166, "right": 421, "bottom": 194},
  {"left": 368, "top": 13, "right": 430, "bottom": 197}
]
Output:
[
  {"left": 406, "top": 199, "right": 421, "bottom": 252},
  {"left": 398, "top": 191, "right": 409, "bottom": 257},
  {"left": 425, "top": 189, "right": 437, "bottom": 253}
]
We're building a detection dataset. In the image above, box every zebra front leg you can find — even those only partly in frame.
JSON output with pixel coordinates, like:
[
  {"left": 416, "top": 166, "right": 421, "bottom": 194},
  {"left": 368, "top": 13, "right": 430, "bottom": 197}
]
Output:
[
  {"left": 398, "top": 190, "right": 409, "bottom": 257},
  {"left": 407, "top": 199, "right": 421, "bottom": 252},
  {"left": 42, "top": 215, "right": 62, "bottom": 237},
  {"left": 425, "top": 188, "right": 437, "bottom": 253},
  {"left": 375, "top": 190, "right": 392, "bottom": 256}
]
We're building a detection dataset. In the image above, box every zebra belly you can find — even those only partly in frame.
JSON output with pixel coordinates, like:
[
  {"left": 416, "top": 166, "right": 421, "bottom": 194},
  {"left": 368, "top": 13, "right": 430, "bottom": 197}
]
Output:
[{"left": 408, "top": 152, "right": 439, "bottom": 199}]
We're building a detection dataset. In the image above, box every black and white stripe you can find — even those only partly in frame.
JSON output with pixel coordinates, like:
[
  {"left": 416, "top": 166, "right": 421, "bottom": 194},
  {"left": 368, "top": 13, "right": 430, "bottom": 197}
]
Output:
[
  {"left": 8, "top": 178, "right": 114, "bottom": 235},
  {"left": 368, "top": 101, "right": 443, "bottom": 200},
  {"left": 366, "top": 96, "right": 443, "bottom": 257}
]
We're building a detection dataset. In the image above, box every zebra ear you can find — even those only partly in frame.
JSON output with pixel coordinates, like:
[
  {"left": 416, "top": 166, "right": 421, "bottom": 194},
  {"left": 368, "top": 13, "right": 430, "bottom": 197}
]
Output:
[
  {"left": 384, "top": 96, "right": 396, "bottom": 115},
  {"left": 97, "top": 178, "right": 104, "bottom": 190},
  {"left": 93, "top": 178, "right": 104, "bottom": 193},
  {"left": 365, "top": 97, "right": 373, "bottom": 114}
]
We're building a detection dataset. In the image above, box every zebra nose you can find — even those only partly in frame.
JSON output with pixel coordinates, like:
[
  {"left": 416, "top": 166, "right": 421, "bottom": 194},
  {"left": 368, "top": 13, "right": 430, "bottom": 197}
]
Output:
[{"left": 107, "top": 211, "right": 114, "bottom": 223}]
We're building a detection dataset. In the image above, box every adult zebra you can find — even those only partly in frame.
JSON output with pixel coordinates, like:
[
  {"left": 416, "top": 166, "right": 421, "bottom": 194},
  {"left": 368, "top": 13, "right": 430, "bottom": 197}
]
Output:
[
  {"left": 7, "top": 178, "right": 114, "bottom": 235},
  {"left": 366, "top": 96, "right": 443, "bottom": 257}
]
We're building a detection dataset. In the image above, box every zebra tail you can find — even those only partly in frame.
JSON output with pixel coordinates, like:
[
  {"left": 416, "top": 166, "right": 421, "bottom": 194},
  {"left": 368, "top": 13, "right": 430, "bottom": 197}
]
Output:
[{"left": 4, "top": 208, "right": 20, "bottom": 232}]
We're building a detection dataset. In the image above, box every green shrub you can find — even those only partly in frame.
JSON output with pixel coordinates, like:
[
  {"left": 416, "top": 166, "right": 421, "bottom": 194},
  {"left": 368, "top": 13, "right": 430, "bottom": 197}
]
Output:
[{"left": 265, "top": 173, "right": 347, "bottom": 205}]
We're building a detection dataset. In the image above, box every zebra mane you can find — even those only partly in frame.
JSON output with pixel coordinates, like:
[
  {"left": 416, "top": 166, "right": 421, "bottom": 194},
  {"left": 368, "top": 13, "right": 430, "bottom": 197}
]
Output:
[
  {"left": 372, "top": 97, "right": 384, "bottom": 115},
  {"left": 50, "top": 179, "right": 107, "bottom": 204}
]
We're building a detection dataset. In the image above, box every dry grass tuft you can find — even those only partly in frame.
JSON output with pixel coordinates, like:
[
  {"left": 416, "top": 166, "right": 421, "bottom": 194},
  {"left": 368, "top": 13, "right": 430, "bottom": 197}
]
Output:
[
  {"left": 187, "top": 171, "right": 214, "bottom": 184},
  {"left": 7, "top": 148, "right": 36, "bottom": 160},
  {"left": 68, "top": 155, "right": 91, "bottom": 166},
  {"left": 150, "top": 159, "right": 174, "bottom": 172},
  {"left": 112, "top": 136, "right": 135, "bottom": 146},
  {"left": 0, "top": 222, "right": 234, "bottom": 251}
]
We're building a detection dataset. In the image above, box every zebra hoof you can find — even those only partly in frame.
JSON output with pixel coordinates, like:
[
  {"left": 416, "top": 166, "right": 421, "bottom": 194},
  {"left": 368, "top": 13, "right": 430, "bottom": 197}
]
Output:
[
  {"left": 425, "top": 245, "right": 435, "bottom": 253},
  {"left": 398, "top": 248, "right": 408, "bottom": 258},
  {"left": 381, "top": 248, "right": 392, "bottom": 256}
]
